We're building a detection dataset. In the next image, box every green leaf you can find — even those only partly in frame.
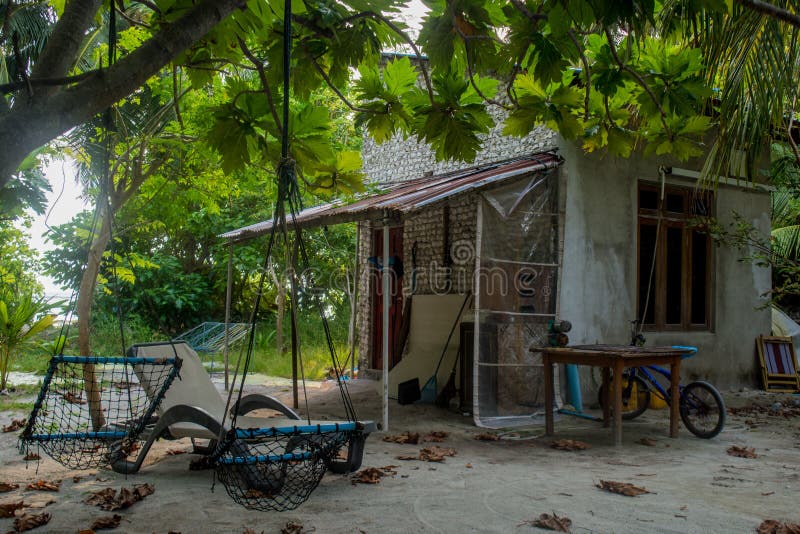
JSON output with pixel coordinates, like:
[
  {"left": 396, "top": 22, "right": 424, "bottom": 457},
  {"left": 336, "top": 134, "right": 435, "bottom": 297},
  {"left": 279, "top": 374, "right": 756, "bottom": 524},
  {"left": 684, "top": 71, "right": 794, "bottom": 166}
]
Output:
[{"left": 383, "top": 57, "right": 418, "bottom": 95}]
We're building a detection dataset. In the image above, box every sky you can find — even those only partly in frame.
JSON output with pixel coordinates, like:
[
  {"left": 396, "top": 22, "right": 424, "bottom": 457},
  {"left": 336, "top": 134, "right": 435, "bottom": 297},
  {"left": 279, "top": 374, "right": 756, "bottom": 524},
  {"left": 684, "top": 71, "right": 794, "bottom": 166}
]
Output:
[
  {"left": 28, "top": 158, "right": 87, "bottom": 299},
  {"left": 25, "top": 0, "right": 429, "bottom": 300}
]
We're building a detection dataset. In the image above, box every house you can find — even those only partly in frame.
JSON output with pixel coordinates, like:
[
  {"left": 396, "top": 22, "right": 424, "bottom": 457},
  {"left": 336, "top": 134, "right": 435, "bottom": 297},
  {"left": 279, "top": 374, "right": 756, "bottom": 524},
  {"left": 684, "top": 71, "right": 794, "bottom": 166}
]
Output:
[{"left": 221, "top": 92, "right": 771, "bottom": 430}]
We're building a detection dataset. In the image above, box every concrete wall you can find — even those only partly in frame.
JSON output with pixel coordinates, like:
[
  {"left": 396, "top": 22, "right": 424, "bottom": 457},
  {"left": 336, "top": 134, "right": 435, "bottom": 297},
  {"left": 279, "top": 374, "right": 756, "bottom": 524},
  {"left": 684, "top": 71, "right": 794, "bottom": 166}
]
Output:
[{"left": 558, "top": 139, "right": 772, "bottom": 391}]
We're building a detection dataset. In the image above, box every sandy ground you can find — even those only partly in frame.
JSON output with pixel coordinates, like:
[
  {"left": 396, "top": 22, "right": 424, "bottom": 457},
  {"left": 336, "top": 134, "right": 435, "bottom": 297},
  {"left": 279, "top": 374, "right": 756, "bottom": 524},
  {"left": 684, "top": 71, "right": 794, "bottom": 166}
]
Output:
[{"left": 1, "top": 379, "right": 799, "bottom": 534}]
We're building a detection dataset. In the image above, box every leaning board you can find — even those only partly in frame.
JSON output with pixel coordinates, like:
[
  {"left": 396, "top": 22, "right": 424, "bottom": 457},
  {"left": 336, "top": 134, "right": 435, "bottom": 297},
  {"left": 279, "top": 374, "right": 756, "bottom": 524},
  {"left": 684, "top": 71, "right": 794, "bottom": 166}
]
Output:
[{"left": 757, "top": 335, "right": 800, "bottom": 392}]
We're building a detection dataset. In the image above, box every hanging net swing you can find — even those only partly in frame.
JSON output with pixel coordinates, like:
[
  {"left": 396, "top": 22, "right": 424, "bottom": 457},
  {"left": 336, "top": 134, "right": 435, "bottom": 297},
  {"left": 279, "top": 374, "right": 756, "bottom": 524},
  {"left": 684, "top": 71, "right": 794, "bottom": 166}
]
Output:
[
  {"left": 19, "top": 6, "right": 183, "bottom": 471},
  {"left": 20, "top": 355, "right": 181, "bottom": 470},
  {"left": 206, "top": 1, "right": 373, "bottom": 512},
  {"left": 208, "top": 157, "right": 373, "bottom": 512}
]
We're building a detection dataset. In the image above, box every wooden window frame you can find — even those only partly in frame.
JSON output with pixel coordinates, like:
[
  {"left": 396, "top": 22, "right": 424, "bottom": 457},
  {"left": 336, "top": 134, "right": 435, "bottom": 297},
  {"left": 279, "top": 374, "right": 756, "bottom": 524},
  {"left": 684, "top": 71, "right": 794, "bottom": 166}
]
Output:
[{"left": 637, "top": 183, "right": 713, "bottom": 331}]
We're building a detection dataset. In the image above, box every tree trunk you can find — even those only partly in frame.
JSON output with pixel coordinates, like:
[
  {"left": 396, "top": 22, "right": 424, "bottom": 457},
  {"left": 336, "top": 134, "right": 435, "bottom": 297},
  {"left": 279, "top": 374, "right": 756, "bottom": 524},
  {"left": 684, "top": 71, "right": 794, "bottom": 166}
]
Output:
[
  {"left": 0, "top": 0, "right": 246, "bottom": 188},
  {"left": 77, "top": 201, "right": 112, "bottom": 431}
]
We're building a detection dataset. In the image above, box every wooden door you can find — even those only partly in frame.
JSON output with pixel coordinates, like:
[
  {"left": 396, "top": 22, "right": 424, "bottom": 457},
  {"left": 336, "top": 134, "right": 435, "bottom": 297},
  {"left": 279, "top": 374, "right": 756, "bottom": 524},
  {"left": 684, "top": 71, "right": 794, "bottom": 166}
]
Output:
[{"left": 371, "top": 227, "right": 404, "bottom": 370}]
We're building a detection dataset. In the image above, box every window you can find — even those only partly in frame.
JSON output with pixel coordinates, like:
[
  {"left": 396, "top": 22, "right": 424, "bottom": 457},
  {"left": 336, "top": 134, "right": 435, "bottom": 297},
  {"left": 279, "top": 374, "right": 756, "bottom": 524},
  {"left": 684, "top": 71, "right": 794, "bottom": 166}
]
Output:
[{"left": 637, "top": 183, "right": 713, "bottom": 330}]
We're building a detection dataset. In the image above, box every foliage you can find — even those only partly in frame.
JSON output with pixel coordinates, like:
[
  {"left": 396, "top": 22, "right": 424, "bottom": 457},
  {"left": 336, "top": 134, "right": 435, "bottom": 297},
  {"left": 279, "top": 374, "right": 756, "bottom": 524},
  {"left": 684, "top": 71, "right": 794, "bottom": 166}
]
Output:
[
  {"left": 4, "top": 0, "right": 800, "bottom": 196},
  {"left": 708, "top": 212, "right": 800, "bottom": 309},
  {"left": 0, "top": 286, "right": 56, "bottom": 390},
  {"left": 0, "top": 217, "right": 43, "bottom": 293}
]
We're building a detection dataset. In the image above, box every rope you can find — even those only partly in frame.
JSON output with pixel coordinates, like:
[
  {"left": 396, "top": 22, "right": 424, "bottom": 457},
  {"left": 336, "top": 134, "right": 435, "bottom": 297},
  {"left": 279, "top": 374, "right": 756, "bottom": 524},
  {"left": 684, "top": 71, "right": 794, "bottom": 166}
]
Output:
[
  {"left": 637, "top": 166, "right": 667, "bottom": 335},
  {"left": 223, "top": 0, "right": 358, "bottom": 431}
]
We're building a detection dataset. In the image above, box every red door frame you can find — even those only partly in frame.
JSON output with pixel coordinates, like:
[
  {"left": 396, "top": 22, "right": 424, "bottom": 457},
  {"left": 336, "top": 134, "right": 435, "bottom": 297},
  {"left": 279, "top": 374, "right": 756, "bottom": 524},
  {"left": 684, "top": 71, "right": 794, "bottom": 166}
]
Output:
[{"left": 371, "top": 227, "right": 404, "bottom": 370}]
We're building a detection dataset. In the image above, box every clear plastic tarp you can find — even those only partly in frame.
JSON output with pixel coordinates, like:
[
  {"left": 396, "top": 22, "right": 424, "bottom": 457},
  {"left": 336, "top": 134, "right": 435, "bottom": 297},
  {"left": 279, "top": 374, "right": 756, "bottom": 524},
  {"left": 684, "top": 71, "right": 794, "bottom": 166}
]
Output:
[{"left": 473, "top": 170, "right": 560, "bottom": 428}]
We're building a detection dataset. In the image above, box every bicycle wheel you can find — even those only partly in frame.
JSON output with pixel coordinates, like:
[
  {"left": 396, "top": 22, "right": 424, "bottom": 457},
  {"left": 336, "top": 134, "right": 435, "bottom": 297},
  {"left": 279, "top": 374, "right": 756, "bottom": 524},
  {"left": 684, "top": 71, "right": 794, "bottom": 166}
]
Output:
[
  {"left": 597, "top": 373, "right": 651, "bottom": 420},
  {"left": 679, "top": 381, "right": 726, "bottom": 439}
]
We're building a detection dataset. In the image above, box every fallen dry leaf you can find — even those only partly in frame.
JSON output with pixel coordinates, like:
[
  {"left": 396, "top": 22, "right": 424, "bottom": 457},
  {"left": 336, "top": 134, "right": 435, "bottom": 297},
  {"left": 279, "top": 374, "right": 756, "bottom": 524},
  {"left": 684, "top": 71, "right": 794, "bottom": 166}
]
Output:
[
  {"left": 382, "top": 432, "right": 420, "bottom": 445},
  {"left": 0, "top": 482, "right": 20, "bottom": 493},
  {"left": 90, "top": 514, "right": 122, "bottom": 530},
  {"left": 84, "top": 484, "right": 154, "bottom": 511},
  {"left": 423, "top": 431, "right": 448, "bottom": 442},
  {"left": 597, "top": 480, "right": 650, "bottom": 497},
  {"left": 526, "top": 512, "right": 572, "bottom": 532},
  {"left": 84, "top": 489, "right": 116, "bottom": 507},
  {"left": 465, "top": 463, "right": 473, "bottom": 468},
  {"left": 551, "top": 439, "right": 591, "bottom": 451},
  {"left": 62, "top": 391, "right": 86, "bottom": 404},
  {"left": 13, "top": 512, "right": 51, "bottom": 532},
  {"left": 243, "top": 489, "right": 273, "bottom": 499},
  {"left": 0, "top": 500, "right": 26, "bottom": 518},
  {"left": 757, "top": 519, "right": 800, "bottom": 534},
  {"left": 281, "top": 520, "right": 311, "bottom": 534},
  {"left": 474, "top": 433, "right": 499, "bottom": 441},
  {"left": 351, "top": 465, "right": 397, "bottom": 485},
  {"left": 351, "top": 468, "right": 384, "bottom": 485},
  {"left": 419, "top": 446, "right": 456, "bottom": 462},
  {"left": 25, "top": 480, "right": 60, "bottom": 492},
  {"left": 23, "top": 453, "right": 40, "bottom": 462},
  {"left": 727, "top": 446, "right": 758, "bottom": 459},
  {"left": 2, "top": 419, "right": 26, "bottom": 433},
  {"left": 637, "top": 437, "right": 658, "bottom": 447},
  {"left": 77, "top": 530, "right": 95, "bottom": 534}
]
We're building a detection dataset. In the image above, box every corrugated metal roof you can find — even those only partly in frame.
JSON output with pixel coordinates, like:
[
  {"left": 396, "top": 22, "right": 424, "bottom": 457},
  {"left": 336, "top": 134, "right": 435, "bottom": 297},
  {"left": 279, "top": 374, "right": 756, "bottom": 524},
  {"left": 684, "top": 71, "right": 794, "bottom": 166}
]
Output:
[{"left": 220, "top": 152, "right": 562, "bottom": 244}]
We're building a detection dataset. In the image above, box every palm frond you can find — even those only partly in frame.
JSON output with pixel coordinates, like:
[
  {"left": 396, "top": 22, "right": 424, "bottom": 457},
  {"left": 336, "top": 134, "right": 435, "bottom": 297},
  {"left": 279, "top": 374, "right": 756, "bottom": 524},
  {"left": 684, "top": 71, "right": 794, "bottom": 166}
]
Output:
[{"left": 772, "top": 224, "right": 800, "bottom": 259}]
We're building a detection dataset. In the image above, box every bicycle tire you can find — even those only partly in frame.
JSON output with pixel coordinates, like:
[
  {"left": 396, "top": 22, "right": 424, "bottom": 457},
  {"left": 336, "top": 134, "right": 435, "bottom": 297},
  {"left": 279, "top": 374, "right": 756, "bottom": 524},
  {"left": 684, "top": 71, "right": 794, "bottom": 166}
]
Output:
[
  {"left": 597, "top": 373, "right": 651, "bottom": 420},
  {"left": 679, "top": 381, "right": 726, "bottom": 439}
]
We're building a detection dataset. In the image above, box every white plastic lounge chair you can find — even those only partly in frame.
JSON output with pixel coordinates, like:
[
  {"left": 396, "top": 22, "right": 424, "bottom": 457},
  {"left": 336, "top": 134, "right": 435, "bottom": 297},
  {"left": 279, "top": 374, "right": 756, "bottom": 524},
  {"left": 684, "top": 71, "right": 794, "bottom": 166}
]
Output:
[{"left": 112, "top": 341, "right": 373, "bottom": 476}]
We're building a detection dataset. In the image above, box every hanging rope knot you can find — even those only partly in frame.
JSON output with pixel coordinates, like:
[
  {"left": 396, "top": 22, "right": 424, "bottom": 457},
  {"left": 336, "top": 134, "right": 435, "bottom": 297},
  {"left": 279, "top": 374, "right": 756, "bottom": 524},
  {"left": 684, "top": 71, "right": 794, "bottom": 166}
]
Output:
[{"left": 278, "top": 157, "right": 298, "bottom": 198}]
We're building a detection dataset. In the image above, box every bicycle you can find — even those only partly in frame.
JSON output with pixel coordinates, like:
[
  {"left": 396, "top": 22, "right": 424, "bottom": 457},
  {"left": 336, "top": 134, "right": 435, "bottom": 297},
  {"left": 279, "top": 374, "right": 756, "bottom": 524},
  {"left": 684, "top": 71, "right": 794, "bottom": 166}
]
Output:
[{"left": 597, "top": 320, "right": 726, "bottom": 439}]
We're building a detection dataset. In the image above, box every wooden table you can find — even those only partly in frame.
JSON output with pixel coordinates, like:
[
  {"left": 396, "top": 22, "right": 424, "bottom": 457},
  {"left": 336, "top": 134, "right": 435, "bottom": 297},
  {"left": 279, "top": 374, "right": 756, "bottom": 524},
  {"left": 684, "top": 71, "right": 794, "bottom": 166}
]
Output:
[{"left": 539, "top": 345, "right": 694, "bottom": 446}]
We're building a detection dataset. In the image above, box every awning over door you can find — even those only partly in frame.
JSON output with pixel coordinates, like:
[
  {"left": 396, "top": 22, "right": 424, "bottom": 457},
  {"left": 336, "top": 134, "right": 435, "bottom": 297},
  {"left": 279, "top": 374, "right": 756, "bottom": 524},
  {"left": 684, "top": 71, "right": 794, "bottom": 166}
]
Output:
[{"left": 219, "top": 152, "right": 562, "bottom": 244}]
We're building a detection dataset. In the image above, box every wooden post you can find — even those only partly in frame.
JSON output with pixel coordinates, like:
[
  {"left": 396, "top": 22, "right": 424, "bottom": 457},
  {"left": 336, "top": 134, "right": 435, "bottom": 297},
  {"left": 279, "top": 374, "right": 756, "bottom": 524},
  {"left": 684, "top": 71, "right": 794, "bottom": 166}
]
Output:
[
  {"left": 382, "top": 217, "right": 390, "bottom": 432},
  {"left": 613, "top": 359, "right": 624, "bottom": 446},
  {"left": 223, "top": 245, "right": 233, "bottom": 391},
  {"left": 290, "top": 242, "right": 299, "bottom": 410},
  {"left": 669, "top": 357, "right": 681, "bottom": 438},
  {"left": 544, "top": 352, "right": 554, "bottom": 436}
]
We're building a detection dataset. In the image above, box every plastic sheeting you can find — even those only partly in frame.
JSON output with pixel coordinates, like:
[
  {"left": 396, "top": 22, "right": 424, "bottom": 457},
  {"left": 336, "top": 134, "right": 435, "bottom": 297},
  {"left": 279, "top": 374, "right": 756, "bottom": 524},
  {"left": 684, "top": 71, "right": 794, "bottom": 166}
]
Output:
[
  {"left": 772, "top": 306, "right": 800, "bottom": 355},
  {"left": 473, "top": 170, "right": 560, "bottom": 428}
]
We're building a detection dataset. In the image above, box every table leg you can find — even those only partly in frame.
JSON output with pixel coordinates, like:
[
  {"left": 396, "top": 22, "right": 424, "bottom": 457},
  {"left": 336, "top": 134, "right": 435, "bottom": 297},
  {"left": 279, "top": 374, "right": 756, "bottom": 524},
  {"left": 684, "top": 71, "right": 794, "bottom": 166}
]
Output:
[
  {"left": 544, "top": 353, "right": 554, "bottom": 436},
  {"left": 669, "top": 357, "right": 682, "bottom": 438},
  {"left": 601, "top": 367, "right": 611, "bottom": 427},
  {"left": 612, "top": 360, "right": 623, "bottom": 446}
]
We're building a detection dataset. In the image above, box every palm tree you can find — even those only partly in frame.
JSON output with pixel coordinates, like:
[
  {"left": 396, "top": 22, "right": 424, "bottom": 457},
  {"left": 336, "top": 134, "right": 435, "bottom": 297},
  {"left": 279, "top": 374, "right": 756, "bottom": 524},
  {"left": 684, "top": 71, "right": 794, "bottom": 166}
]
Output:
[
  {"left": 673, "top": 1, "right": 800, "bottom": 180},
  {"left": 0, "top": 287, "right": 54, "bottom": 391}
]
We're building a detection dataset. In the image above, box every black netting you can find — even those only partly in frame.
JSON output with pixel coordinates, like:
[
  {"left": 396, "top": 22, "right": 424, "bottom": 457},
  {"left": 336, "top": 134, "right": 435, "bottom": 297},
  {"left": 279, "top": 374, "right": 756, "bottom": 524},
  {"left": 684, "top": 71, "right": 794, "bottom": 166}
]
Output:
[
  {"left": 20, "top": 355, "right": 181, "bottom": 470},
  {"left": 212, "top": 425, "right": 357, "bottom": 511}
]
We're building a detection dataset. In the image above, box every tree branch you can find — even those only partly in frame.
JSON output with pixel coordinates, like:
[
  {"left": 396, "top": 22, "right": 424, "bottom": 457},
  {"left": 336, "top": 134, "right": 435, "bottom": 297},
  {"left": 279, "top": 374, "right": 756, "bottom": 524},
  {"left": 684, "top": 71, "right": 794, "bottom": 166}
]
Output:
[
  {"left": 568, "top": 29, "right": 591, "bottom": 120},
  {"left": 237, "top": 36, "right": 283, "bottom": 135},
  {"left": 305, "top": 52, "right": 375, "bottom": 113},
  {"left": 0, "top": 0, "right": 247, "bottom": 188},
  {"left": 604, "top": 27, "right": 671, "bottom": 136},
  {"left": 736, "top": 0, "right": 800, "bottom": 27},
  {"left": 0, "top": 71, "right": 99, "bottom": 94},
  {"left": 30, "top": 0, "right": 103, "bottom": 90},
  {"left": 509, "top": 0, "right": 548, "bottom": 24}
]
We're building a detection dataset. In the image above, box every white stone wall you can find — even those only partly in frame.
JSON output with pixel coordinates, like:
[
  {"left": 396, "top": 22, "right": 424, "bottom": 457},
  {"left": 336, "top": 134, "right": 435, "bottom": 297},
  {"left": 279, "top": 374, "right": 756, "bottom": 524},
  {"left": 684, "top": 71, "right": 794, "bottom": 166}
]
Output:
[{"left": 362, "top": 116, "right": 557, "bottom": 184}]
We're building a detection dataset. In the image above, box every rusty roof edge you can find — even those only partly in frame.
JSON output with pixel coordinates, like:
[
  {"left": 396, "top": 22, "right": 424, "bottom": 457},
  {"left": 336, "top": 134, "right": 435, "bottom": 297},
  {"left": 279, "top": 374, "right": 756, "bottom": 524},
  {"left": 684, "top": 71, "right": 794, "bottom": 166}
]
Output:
[
  {"left": 407, "top": 156, "right": 561, "bottom": 210},
  {"left": 219, "top": 151, "right": 562, "bottom": 243}
]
